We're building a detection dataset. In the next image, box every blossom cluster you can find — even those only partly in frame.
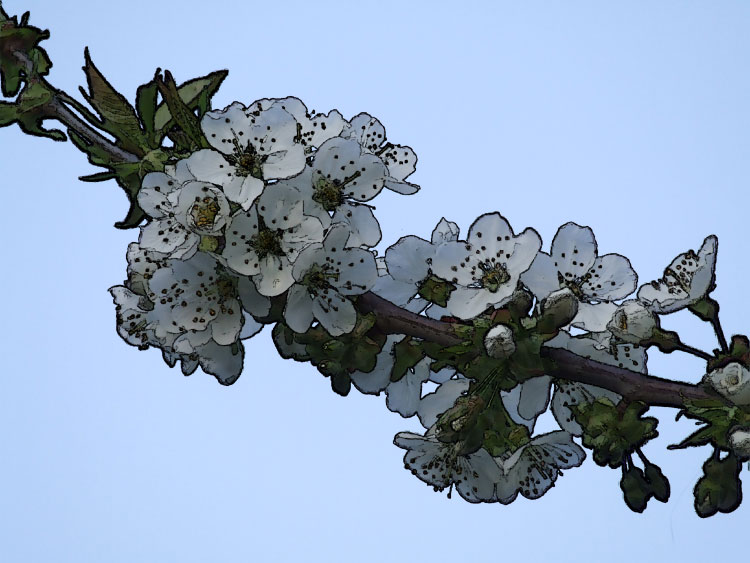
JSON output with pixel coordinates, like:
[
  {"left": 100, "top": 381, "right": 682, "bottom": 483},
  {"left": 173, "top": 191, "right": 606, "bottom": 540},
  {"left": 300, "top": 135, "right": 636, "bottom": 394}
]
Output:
[
  {"left": 111, "top": 97, "right": 416, "bottom": 383},
  {"left": 109, "top": 96, "right": 729, "bottom": 505}
]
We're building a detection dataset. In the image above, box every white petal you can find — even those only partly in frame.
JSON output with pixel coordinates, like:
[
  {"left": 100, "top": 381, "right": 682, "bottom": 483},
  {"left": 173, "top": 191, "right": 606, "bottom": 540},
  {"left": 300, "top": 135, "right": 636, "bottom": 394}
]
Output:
[
  {"left": 253, "top": 255, "right": 295, "bottom": 296},
  {"left": 505, "top": 227, "right": 543, "bottom": 275},
  {"left": 572, "top": 301, "right": 618, "bottom": 332},
  {"left": 582, "top": 253, "right": 637, "bottom": 301},
  {"left": 431, "top": 241, "right": 477, "bottom": 286},
  {"left": 258, "top": 183, "right": 304, "bottom": 230},
  {"left": 380, "top": 144, "right": 417, "bottom": 182},
  {"left": 332, "top": 204, "right": 382, "bottom": 248},
  {"left": 417, "top": 379, "right": 471, "bottom": 429},
  {"left": 550, "top": 222, "right": 597, "bottom": 275},
  {"left": 197, "top": 340, "right": 244, "bottom": 385},
  {"left": 384, "top": 178, "right": 420, "bottom": 195},
  {"left": 520, "top": 252, "right": 561, "bottom": 301},
  {"left": 239, "top": 312, "right": 264, "bottom": 339},
  {"left": 237, "top": 276, "right": 271, "bottom": 317},
  {"left": 446, "top": 286, "right": 509, "bottom": 320},
  {"left": 431, "top": 218, "right": 460, "bottom": 244},
  {"left": 201, "top": 102, "right": 251, "bottom": 154},
  {"left": 284, "top": 284, "right": 315, "bottom": 333},
  {"left": 344, "top": 113, "right": 386, "bottom": 152},
  {"left": 385, "top": 359, "right": 431, "bottom": 417},
  {"left": 517, "top": 375, "right": 553, "bottom": 420},
  {"left": 139, "top": 219, "right": 191, "bottom": 255},
  {"left": 138, "top": 172, "right": 177, "bottom": 218},
  {"left": 332, "top": 249, "right": 378, "bottom": 296},
  {"left": 467, "top": 212, "right": 514, "bottom": 247},
  {"left": 385, "top": 235, "right": 433, "bottom": 283},
  {"left": 211, "top": 301, "right": 243, "bottom": 345},
  {"left": 313, "top": 292, "right": 357, "bottom": 336}
]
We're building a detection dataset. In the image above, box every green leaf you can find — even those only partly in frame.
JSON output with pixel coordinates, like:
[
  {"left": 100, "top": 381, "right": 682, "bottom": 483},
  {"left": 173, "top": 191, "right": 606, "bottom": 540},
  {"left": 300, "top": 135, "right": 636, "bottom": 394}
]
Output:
[
  {"left": 694, "top": 451, "right": 743, "bottom": 518},
  {"left": 0, "top": 10, "right": 52, "bottom": 97},
  {"left": 417, "top": 275, "right": 455, "bottom": 307},
  {"left": 135, "top": 74, "right": 160, "bottom": 146},
  {"left": 153, "top": 69, "right": 227, "bottom": 134},
  {"left": 0, "top": 93, "right": 65, "bottom": 141},
  {"left": 154, "top": 70, "right": 206, "bottom": 152},
  {"left": 574, "top": 399, "right": 659, "bottom": 469},
  {"left": 78, "top": 171, "right": 117, "bottom": 182},
  {"left": 79, "top": 47, "right": 148, "bottom": 156}
]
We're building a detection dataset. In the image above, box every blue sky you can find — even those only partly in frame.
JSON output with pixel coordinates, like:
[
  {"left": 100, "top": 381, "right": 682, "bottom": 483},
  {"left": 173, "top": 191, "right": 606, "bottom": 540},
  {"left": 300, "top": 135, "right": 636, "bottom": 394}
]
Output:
[{"left": 2, "top": 1, "right": 749, "bottom": 561}]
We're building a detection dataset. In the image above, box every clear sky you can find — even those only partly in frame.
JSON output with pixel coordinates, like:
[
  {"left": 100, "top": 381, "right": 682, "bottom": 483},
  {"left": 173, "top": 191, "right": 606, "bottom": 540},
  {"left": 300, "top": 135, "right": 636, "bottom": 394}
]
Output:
[{"left": 1, "top": 1, "right": 749, "bottom": 561}]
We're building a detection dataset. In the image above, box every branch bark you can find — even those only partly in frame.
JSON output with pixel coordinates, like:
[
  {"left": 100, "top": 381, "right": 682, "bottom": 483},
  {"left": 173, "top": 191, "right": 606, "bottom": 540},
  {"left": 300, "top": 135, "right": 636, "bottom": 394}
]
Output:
[
  {"left": 356, "top": 292, "right": 718, "bottom": 409},
  {"left": 9, "top": 49, "right": 138, "bottom": 164}
]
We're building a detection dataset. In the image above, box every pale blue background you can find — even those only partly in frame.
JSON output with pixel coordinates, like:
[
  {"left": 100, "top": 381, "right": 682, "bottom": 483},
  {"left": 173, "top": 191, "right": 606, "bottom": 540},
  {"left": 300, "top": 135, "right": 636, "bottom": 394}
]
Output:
[{"left": 1, "top": 1, "right": 749, "bottom": 561}]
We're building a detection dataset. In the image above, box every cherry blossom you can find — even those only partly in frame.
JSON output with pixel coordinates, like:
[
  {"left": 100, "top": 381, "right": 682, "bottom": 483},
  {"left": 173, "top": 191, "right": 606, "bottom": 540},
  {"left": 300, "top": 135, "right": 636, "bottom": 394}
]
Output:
[{"left": 431, "top": 213, "right": 541, "bottom": 320}]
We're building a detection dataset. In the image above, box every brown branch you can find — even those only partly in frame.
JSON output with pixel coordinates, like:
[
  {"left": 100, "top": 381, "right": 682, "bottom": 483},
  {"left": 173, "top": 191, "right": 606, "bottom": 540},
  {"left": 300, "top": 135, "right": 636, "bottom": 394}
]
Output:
[{"left": 356, "top": 291, "right": 719, "bottom": 409}]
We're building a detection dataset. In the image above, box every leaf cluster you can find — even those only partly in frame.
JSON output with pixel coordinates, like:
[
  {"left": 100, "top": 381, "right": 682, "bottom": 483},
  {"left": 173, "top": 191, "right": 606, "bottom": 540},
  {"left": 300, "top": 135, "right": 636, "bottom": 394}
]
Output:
[
  {"left": 272, "top": 314, "right": 386, "bottom": 396},
  {"left": 694, "top": 451, "right": 743, "bottom": 518},
  {"left": 75, "top": 51, "right": 226, "bottom": 228},
  {"left": 573, "top": 399, "right": 658, "bottom": 468}
]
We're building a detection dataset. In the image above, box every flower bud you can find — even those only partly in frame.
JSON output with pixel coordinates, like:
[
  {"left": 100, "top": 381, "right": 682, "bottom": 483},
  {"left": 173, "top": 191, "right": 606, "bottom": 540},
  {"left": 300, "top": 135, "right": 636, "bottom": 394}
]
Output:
[
  {"left": 484, "top": 324, "right": 516, "bottom": 359},
  {"left": 607, "top": 300, "right": 658, "bottom": 344},
  {"left": 729, "top": 427, "right": 750, "bottom": 458},
  {"left": 705, "top": 362, "right": 750, "bottom": 405},
  {"left": 538, "top": 288, "right": 578, "bottom": 332}
]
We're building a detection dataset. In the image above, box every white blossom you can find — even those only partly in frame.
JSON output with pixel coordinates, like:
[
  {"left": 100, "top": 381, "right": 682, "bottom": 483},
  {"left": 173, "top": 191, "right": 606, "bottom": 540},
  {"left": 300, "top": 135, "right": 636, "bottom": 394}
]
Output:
[
  {"left": 290, "top": 136, "right": 391, "bottom": 247},
  {"left": 521, "top": 222, "right": 637, "bottom": 331},
  {"left": 283, "top": 225, "right": 377, "bottom": 336},
  {"left": 494, "top": 431, "right": 586, "bottom": 502},
  {"left": 247, "top": 96, "right": 345, "bottom": 152},
  {"left": 637, "top": 235, "right": 718, "bottom": 314},
  {"left": 145, "top": 251, "right": 244, "bottom": 345},
  {"left": 342, "top": 113, "right": 419, "bottom": 194},
  {"left": 191, "top": 100, "right": 307, "bottom": 209},
  {"left": 221, "top": 185, "right": 324, "bottom": 296},
  {"left": 431, "top": 213, "right": 541, "bottom": 320},
  {"left": 394, "top": 428, "right": 505, "bottom": 503},
  {"left": 137, "top": 173, "right": 234, "bottom": 258},
  {"left": 109, "top": 284, "right": 248, "bottom": 385}
]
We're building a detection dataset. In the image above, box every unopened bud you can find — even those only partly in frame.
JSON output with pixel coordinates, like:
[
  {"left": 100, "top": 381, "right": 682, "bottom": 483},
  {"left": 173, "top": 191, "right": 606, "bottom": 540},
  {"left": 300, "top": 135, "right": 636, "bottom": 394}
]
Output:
[
  {"left": 484, "top": 324, "right": 516, "bottom": 359},
  {"left": 538, "top": 288, "right": 579, "bottom": 333},
  {"left": 729, "top": 427, "right": 750, "bottom": 458},
  {"left": 607, "top": 300, "right": 658, "bottom": 344},
  {"left": 705, "top": 362, "right": 750, "bottom": 405},
  {"left": 506, "top": 288, "right": 534, "bottom": 318}
]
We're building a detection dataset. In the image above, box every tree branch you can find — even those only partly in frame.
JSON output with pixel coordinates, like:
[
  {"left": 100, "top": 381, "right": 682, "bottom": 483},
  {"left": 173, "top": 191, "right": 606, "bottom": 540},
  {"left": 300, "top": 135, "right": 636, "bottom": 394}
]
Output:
[
  {"left": 9, "top": 49, "right": 138, "bottom": 164},
  {"left": 356, "top": 292, "right": 719, "bottom": 409},
  {"left": 3, "top": 46, "right": 719, "bottom": 410}
]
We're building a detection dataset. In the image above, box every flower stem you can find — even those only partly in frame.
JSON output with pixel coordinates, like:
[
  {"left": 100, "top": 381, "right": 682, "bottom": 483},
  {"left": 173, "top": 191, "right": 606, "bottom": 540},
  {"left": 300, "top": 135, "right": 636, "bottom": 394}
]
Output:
[
  {"left": 711, "top": 314, "right": 729, "bottom": 354},
  {"left": 673, "top": 342, "right": 713, "bottom": 362}
]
